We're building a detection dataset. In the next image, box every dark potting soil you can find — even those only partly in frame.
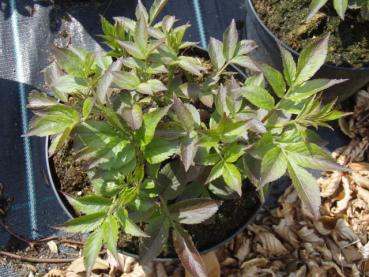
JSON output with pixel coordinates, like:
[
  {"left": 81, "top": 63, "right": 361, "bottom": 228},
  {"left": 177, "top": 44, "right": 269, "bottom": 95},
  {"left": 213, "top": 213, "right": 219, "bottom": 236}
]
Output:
[
  {"left": 52, "top": 140, "right": 91, "bottom": 197},
  {"left": 52, "top": 143, "right": 260, "bottom": 258},
  {"left": 252, "top": 0, "right": 369, "bottom": 68}
]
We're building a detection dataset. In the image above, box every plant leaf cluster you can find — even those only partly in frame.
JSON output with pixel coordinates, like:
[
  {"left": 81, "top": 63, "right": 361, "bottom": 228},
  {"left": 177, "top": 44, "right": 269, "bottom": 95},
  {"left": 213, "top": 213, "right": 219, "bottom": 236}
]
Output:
[
  {"left": 308, "top": 0, "right": 369, "bottom": 21},
  {"left": 27, "top": 0, "right": 347, "bottom": 275}
]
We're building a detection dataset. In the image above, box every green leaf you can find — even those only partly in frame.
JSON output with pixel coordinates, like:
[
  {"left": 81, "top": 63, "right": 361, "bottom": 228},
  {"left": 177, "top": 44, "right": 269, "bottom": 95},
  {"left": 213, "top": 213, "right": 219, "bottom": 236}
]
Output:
[
  {"left": 230, "top": 55, "right": 259, "bottom": 72},
  {"left": 177, "top": 56, "right": 205, "bottom": 77},
  {"left": 102, "top": 215, "right": 119, "bottom": 258},
  {"left": 184, "top": 103, "right": 201, "bottom": 128},
  {"left": 59, "top": 212, "right": 105, "bottom": 233},
  {"left": 279, "top": 45, "right": 296, "bottom": 86},
  {"left": 287, "top": 160, "right": 321, "bottom": 218},
  {"left": 113, "top": 71, "right": 140, "bottom": 90},
  {"left": 322, "top": 110, "right": 345, "bottom": 121},
  {"left": 121, "top": 104, "right": 143, "bottom": 130},
  {"left": 96, "top": 58, "right": 123, "bottom": 104},
  {"left": 195, "top": 148, "right": 219, "bottom": 166},
  {"left": 104, "top": 107, "right": 129, "bottom": 134},
  {"left": 74, "top": 121, "right": 134, "bottom": 177},
  {"left": 333, "top": 0, "right": 348, "bottom": 19},
  {"left": 208, "top": 37, "right": 225, "bottom": 70},
  {"left": 117, "top": 209, "right": 149, "bottom": 237},
  {"left": 223, "top": 163, "right": 242, "bottom": 195},
  {"left": 28, "top": 116, "right": 71, "bottom": 137},
  {"left": 260, "top": 63, "right": 286, "bottom": 98},
  {"left": 149, "top": 0, "right": 168, "bottom": 23},
  {"left": 52, "top": 47, "right": 85, "bottom": 78},
  {"left": 170, "top": 198, "right": 221, "bottom": 224},
  {"left": 144, "top": 137, "right": 179, "bottom": 164},
  {"left": 136, "top": 79, "right": 167, "bottom": 95},
  {"left": 135, "top": 0, "right": 149, "bottom": 22},
  {"left": 224, "top": 143, "right": 244, "bottom": 163},
  {"left": 260, "top": 147, "right": 287, "bottom": 186},
  {"left": 82, "top": 97, "right": 94, "bottom": 120},
  {"left": 66, "top": 195, "right": 111, "bottom": 215},
  {"left": 279, "top": 99, "right": 306, "bottom": 114},
  {"left": 94, "top": 52, "right": 113, "bottom": 74},
  {"left": 288, "top": 79, "right": 347, "bottom": 101},
  {"left": 84, "top": 52, "right": 95, "bottom": 76},
  {"left": 51, "top": 75, "right": 89, "bottom": 96},
  {"left": 173, "top": 95, "right": 194, "bottom": 131},
  {"left": 91, "top": 178, "right": 121, "bottom": 197},
  {"left": 100, "top": 16, "right": 115, "bottom": 36},
  {"left": 27, "top": 105, "right": 79, "bottom": 137},
  {"left": 172, "top": 226, "right": 207, "bottom": 277},
  {"left": 48, "top": 127, "right": 72, "bottom": 156},
  {"left": 206, "top": 161, "right": 224, "bottom": 184},
  {"left": 27, "top": 91, "right": 57, "bottom": 109},
  {"left": 285, "top": 142, "right": 331, "bottom": 158},
  {"left": 208, "top": 179, "right": 238, "bottom": 199},
  {"left": 83, "top": 227, "right": 103, "bottom": 276},
  {"left": 238, "top": 39, "right": 257, "bottom": 55},
  {"left": 285, "top": 152, "right": 349, "bottom": 172},
  {"left": 307, "top": 0, "right": 328, "bottom": 21},
  {"left": 244, "top": 73, "right": 264, "bottom": 87},
  {"left": 249, "top": 132, "right": 274, "bottom": 159},
  {"left": 242, "top": 154, "right": 261, "bottom": 186},
  {"left": 223, "top": 19, "right": 238, "bottom": 60},
  {"left": 294, "top": 34, "right": 329, "bottom": 86},
  {"left": 138, "top": 105, "right": 171, "bottom": 147},
  {"left": 241, "top": 85, "right": 275, "bottom": 110},
  {"left": 117, "top": 41, "right": 146, "bottom": 59},
  {"left": 215, "top": 84, "right": 230, "bottom": 116},
  {"left": 135, "top": 15, "right": 148, "bottom": 53},
  {"left": 221, "top": 119, "right": 247, "bottom": 143}
]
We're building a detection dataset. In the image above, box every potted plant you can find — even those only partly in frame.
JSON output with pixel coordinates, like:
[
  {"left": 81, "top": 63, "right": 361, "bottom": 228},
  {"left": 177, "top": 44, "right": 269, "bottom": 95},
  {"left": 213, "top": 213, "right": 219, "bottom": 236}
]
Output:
[
  {"left": 245, "top": 0, "right": 369, "bottom": 101},
  {"left": 27, "top": 0, "right": 347, "bottom": 275}
]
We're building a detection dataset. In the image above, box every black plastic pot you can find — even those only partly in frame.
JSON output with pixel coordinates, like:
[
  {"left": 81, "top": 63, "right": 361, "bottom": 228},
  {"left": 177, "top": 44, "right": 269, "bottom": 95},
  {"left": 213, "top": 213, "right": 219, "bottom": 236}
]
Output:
[{"left": 245, "top": 0, "right": 369, "bottom": 102}]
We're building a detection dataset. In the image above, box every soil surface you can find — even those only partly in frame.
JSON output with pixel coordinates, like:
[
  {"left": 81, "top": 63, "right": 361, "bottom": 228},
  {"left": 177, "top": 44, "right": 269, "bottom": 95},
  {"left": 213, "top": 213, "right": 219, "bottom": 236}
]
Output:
[
  {"left": 252, "top": 0, "right": 369, "bottom": 68},
  {"left": 52, "top": 142, "right": 261, "bottom": 258},
  {"left": 52, "top": 140, "right": 90, "bottom": 197}
]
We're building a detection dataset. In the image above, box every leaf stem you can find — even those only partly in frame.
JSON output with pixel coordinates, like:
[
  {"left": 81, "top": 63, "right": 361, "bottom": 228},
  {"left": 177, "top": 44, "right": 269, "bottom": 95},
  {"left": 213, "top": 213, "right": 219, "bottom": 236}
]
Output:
[
  {"left": 214, "top": 61, "right": 231, "bottom": 79},
  {"left": 159, "top": 196, "right": 174, "bottom": 226}
]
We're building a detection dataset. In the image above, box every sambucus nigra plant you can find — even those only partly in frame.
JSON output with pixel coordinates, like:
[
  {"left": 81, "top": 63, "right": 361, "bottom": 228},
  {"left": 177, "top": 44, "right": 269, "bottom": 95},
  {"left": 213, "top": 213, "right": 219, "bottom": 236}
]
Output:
[{"left": 27, "top": 0, "right": 348, "bottom": 275}]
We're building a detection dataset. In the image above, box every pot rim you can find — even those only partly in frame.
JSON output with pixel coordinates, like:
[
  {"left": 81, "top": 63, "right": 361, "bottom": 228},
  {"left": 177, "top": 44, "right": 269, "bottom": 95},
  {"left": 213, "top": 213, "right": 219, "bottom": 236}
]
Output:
[{"left": 246, "top": 0, "right": 369, "bottom": 71}]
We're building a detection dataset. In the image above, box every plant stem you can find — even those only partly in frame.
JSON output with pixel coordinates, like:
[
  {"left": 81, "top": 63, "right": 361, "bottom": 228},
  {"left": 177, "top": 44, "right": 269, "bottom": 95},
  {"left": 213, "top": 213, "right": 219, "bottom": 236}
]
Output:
[
  {"left": 214, "top": 61, "right": 231, "bottom": 79},
  {"left": 0, "top": 251, "right": 77, "bottom": 264},
  {"left": 159, "top": 196, "right": 174, "bottom": 226}
]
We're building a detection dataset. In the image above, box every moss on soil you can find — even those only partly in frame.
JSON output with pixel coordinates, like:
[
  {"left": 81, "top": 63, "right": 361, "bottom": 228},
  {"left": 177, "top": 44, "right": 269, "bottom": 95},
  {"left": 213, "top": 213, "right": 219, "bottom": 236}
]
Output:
[{"left": 253, "top": 0, "right": 369, "bottom": 68}]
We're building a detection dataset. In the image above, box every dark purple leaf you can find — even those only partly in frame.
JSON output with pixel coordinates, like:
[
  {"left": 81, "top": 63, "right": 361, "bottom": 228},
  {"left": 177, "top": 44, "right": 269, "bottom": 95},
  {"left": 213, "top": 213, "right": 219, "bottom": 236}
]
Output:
[
  {"left": 180, "top": 136, "right": 198, "bottom": 171},
  {"left": 169, "top": 198, "right": 221, "bottom": 224},
  {"left": 173, "top": 227, "right": 207, "bottom": 277}
]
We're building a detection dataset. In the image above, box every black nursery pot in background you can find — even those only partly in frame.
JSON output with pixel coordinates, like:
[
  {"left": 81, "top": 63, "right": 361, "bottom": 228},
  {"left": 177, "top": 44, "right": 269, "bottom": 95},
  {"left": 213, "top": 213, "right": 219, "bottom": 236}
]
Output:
[{"left": 245, "top": 0, "right": 369, "bottom": 102}]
